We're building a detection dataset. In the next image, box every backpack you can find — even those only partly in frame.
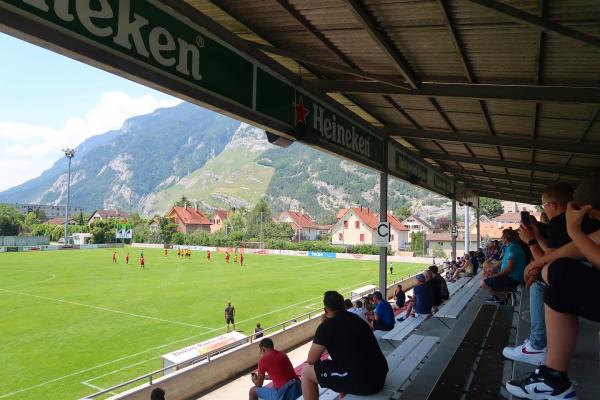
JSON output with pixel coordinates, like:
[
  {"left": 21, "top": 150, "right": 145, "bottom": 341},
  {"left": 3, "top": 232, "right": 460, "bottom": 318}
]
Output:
[{"left": 440, "top": 277, "right": 450, "bottom": 301}]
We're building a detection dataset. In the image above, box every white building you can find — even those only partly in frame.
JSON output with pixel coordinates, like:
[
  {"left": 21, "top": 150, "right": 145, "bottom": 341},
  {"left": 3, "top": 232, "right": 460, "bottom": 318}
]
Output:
[
  {"left": 1, "top": 202, "right": 83, "bottom": 219},
  {"left": 401, "top": 214, "right": 433, "bottom": 243},
  {"left": 331, "top": 207, "right": 409, "bottom": 253},
  {"left": 277, "top": 211, "right": 330, "bottom": 241}
]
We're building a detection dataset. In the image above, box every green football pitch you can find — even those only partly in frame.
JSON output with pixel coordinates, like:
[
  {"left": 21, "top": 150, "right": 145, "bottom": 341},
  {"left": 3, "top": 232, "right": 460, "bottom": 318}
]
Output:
[{"left": 0, "top": 248, "right": 427, "bottom": 399}]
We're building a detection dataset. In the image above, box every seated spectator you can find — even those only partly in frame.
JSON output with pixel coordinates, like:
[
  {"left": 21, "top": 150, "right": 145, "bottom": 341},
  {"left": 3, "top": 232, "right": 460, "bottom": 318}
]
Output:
[
  {"left": 470, "top": 251, "right": 480, "bottom": 275},
  {"left": 250, "top": 338, "right": 301, "bottom": 400},
  {"left": 344, "top": 299, "right": 353, "bottom": 310},
  {"left": 393, "top": 284, "right": 405, "bottom": 309},
  {"left": 371, "top": 291, "right": 395, "bottom": 331},
  {"left": 151, "top": 387, "right": 165, "bottom": 400},
  {"left": 428, "top": 265, "right": 448, "bottom": 306},
  {"left": 482, "top": 229, "right": 527, "bottom": 303},
  {"left": 506, "top": 196, "right": 600, "bottom": 400},
  {"left": 451, "top": 253, "right": 474, "bottom": 281},
  {"left": 301, "top": 291, "right": 388, "bottom": 399},
  {"left": 349, "top": 299, "right": 369, "bottom": 324},
  {"left": 399, "top": 273, "right": 433, "bottom": 320},
  {"left": 254, "top": 323, "right": 264, "bottom": 339}
]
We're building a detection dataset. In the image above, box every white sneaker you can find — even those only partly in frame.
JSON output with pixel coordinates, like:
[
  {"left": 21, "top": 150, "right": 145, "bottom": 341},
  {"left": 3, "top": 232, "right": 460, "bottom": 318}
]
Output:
[
  {"left": 506, "top": 367, "right": 577, "bottom": 399},
  {"left": 503, "top": 339, "right": 546, "bottom": 366}
]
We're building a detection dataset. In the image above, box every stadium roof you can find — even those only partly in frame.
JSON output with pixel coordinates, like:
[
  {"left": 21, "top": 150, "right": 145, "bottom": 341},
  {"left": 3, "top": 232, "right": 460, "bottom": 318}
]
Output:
[
  {"left": 178, "top": 0, "right": 600, "bottom": 205},
  {"left": 3, "top": 1, "right": 599, "bottom": 206}
]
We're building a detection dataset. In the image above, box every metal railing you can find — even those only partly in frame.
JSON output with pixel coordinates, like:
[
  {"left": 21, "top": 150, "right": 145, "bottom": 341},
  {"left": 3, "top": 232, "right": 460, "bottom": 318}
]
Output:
[
  {"left": 81, "top": 269, "right": 438, "bottom": 399},
  {"left": 81, "top": 307, "right": 325, "bottom": 399}
]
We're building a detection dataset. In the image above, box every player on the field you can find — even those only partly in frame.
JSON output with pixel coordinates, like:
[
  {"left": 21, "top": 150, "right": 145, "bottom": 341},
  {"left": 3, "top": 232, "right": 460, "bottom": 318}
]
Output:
[
  {"left": 207, "top": 250, "right": 211, "bottom": 261},
  {"left": 234, "top": 254, "right": 238, "bottom": 263},
  {"left": 177, "top": 248, "right": 181, "bottom": 258},
  {"left": 125, "top": 252, "right": 129, "bottom": 265},
  {"left": 112, "top": 250, "right": 117, "bottom": 264},
  {"left": 240, "top": 253, "right": 244, "bottom": 267},
  {"left": 225, "top": 301, "right": 236, "bottom": 332},
  {"left": 164, "top": 248, "right": 168, "bottom": 257},
  {"left": 225, "top": 251, "right": 230, "bottom": 263},
  {"left": 140, "top": 254, "right": 145, "bottom": 269}
]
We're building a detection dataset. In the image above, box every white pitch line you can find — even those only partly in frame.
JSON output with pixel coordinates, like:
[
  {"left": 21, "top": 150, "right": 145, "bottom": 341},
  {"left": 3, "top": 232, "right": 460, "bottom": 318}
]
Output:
[
  {"left": 84, "top": 357, "right": 157, "bottom": 383},
  {"left": 0, "top": 278, "right": 372, "bottom": 399},
  {"left": 80, "top": 381, "right": 117, "bottom": 396},
  {"left": 0, "top": 288, "right": 212, "bottom": 330}
]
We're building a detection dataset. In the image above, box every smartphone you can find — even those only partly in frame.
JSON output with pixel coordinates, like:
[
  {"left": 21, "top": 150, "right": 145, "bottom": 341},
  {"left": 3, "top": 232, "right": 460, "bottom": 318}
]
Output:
[{"left": 520, "top": 211, "right": 531, "bottom": 226}]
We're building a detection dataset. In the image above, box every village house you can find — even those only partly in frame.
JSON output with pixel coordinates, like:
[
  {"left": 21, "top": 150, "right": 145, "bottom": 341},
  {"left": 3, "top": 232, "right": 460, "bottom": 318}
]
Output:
[
  {"left": 166, "top": 205, "right": 211, "bottom": 234},
  {"left": 400, "top": 214, "right": 433, "bottom": 243},
  {"left": 277, "top": 210, "right": 330, "bottom": 241},
  {"left": 209, "top": 209, "right": 230, "bottom": 233},
  {"left": 87, "top": 210, "right": 129, "bottom": 225},
  {"left": 331, "top": 207, "right": 409, "bottom": 253}
]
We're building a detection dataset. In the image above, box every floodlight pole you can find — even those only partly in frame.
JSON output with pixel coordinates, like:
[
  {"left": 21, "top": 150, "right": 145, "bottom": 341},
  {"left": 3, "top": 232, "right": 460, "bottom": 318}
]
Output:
[{"left": 62, "top": 148, "right": 75, "bottom": 245}]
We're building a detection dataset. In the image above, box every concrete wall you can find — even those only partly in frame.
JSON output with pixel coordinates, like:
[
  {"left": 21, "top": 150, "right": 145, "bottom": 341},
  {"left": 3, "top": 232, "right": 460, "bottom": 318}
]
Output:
[
  {"left": 0, "top": 236, "right": 49, "bottom": 246},
  {"left": 107, "top": 316, "right": 323, "bottom": 400}
]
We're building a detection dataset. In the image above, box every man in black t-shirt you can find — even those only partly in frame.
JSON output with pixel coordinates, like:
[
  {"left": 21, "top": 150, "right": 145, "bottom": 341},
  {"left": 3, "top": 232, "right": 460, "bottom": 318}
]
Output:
[{"left": 301, "top": 291, "right": 388, "bottom": 399}]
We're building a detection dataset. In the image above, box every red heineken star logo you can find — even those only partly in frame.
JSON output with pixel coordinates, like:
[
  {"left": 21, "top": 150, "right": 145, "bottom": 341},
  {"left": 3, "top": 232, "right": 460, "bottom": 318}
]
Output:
[{"left": 294, "top": 96, "right": 310, "bottom": 125}]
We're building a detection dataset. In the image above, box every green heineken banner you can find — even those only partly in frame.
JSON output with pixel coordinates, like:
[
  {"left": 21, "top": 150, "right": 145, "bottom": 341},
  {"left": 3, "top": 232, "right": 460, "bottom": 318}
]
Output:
[{"left": 388, "top": 142, "right": 455, "bottom": 197}]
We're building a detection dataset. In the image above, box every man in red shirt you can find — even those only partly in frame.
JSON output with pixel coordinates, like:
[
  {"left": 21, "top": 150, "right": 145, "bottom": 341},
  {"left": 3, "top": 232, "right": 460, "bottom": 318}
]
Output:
[{"left": 249, "top": 338, "right": 301, "bottom": 400}]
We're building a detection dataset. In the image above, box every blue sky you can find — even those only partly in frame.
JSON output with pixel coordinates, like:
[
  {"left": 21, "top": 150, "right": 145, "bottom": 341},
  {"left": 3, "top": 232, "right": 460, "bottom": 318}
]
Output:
[{"left": 0, "top": 33, "right": 181, "bottom": 191}]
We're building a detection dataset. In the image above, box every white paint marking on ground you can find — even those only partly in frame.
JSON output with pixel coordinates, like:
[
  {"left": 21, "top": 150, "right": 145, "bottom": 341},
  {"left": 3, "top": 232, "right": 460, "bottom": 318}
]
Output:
[
  {"left": 84, "top": 357, "right": 157, "bottom": 383},
  {"left": 1, "top": 270, "right": 57, "bottom": 290},
  {"left": 0, "top": 288, "right": 212, "bottom": 330},
  {"left": 80, "top": 381, "right": 117, "bottom": 396},
  {"left": 0, "top": 276, "right": 377, "bottom": 399}
]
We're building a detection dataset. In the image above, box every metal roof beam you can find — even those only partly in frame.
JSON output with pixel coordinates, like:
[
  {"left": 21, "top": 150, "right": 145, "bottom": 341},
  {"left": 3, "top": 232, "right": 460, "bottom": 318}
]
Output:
[
  {"left": 465, "top": 0, "right": 600, "bottom": 51},
  {"left": 345, "top": 0, "right": 420, "bottom": 88},
  {"left": 389, "top": 128, "right": 600, "bottom": 156},
  {"left": 312, "top": 81, "right": 600, "bottom": 103},
  {"left": 419, "top": 151, "right": 591, "bottom": 176},
  {"left": 471, "top": 190, "right": 539, "bottom": 205},
  {"left": 246, "top": 41, "right": 409, "bottom": 89},
  {"left": 447, "top": 168, "right": 557, "bottom": 186},
  {"left": 466, "top": 182, "right": 542, "bottom": 196}
]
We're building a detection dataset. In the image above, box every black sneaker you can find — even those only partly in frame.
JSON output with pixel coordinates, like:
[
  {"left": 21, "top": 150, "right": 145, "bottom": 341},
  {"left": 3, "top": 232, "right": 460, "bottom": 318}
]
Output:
[{"left": 506, "top": 367, "right": 577, "bottom": 399}]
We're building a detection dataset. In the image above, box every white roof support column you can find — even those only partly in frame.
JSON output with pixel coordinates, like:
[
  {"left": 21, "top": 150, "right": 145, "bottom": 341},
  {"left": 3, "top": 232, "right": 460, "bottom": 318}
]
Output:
[
  {"left": 379, "top": 171, "right": 388, "bottom": 294},
  {"left": 451, "top": 198, "right": 457, "bottom": 261},
  {"left": 476, "top": 206, "right": 481, "bottom": 250}
]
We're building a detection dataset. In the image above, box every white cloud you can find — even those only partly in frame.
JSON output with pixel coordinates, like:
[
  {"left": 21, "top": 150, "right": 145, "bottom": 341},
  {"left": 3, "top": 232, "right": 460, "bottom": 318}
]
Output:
[{"left": 0, "top": 91, "right": 182, "bottom": 191}]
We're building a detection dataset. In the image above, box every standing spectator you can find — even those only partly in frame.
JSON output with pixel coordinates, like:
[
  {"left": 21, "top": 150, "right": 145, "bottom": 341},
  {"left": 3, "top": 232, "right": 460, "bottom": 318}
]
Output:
[
  {"left": 371, "top": 291, "right": 395, "bottom": 332},
  {"left": 349, "top": 299, "right": 369, "bottom": 324},
  {"left": 225, "top": 301, "right": 236, "bottom": 332},
  {"left": 249, "top": 338, "right": 301, "bottom": 400},
  {"left": 482, "top": 229, "right": 527, "bottom": 303},
  {"left": 429, "top": 265, "right": 449, "bottom": 302},
  {"left": 393, "top": 284, "right": 405, "bottom": 309},
  {"left": 399, "top": 273, "right": 433, "bottom": 320},
  {"left": 301, "top": 291, "right": 388, "bottom": 399},
  {"left": 254, "top": 323, "right": 264, "bottom": 339}
]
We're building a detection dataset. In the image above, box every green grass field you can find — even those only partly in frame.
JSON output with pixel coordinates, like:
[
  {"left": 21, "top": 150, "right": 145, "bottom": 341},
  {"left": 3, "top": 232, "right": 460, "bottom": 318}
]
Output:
[{"left": 0, "top": 248, "right": 427, "bottom": 399}]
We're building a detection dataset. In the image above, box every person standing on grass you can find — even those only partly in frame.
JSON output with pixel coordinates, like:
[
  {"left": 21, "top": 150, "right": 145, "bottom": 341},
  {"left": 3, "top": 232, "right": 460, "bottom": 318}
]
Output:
[
  {"left": 139, "top": 254, "right": 145, "bottom": 269},
  {"left": 226, "top": 251, "right": 231, "bottom": 264},
  {"left": 125, "top": 252, "right": 129, "bottom": 265},
  {"left": 164, "top": 247, "right": 168, "bottom": 257},
  {"left": 240, "top": 253, "right": 244, "bottom": 267},
  {"left": 112, "top": 250, "right": 117, "bottom": 264},
  {"left": 207, "top": 250, "right": 211, "bottom": 262},
  {"left": 225, "top": 301, "right": 236, "bottom": 332},
  {"left": 389, "top": 262, "right": 393, "bottom": 275}
]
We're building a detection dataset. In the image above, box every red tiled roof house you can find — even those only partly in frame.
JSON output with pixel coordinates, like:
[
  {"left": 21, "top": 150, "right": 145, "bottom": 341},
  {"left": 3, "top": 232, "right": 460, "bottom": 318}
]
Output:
[
  {"left": 278, "top": 211, "right": 329, "bottom": 241},
  {"left": 166, "top": 206, "right": 211, "bottom": 234}
]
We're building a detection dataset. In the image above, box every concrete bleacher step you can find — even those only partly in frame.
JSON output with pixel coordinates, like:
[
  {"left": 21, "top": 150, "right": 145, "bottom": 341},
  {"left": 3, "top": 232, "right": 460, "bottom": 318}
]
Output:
[
  {"left": 435, "top": 275, "right": 481, "bottom": 319},
  {"left": 381, "top": 314, "right": 428, "bottom": 342},
  {"left": 345, "top": 335, "right": 439, "bottom": 400}
]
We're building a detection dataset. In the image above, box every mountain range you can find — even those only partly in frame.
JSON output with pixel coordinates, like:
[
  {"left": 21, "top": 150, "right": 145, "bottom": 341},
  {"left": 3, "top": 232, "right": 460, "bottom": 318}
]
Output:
[{"left": 0, "top": 102, "right": 452, "bottom": 222}]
